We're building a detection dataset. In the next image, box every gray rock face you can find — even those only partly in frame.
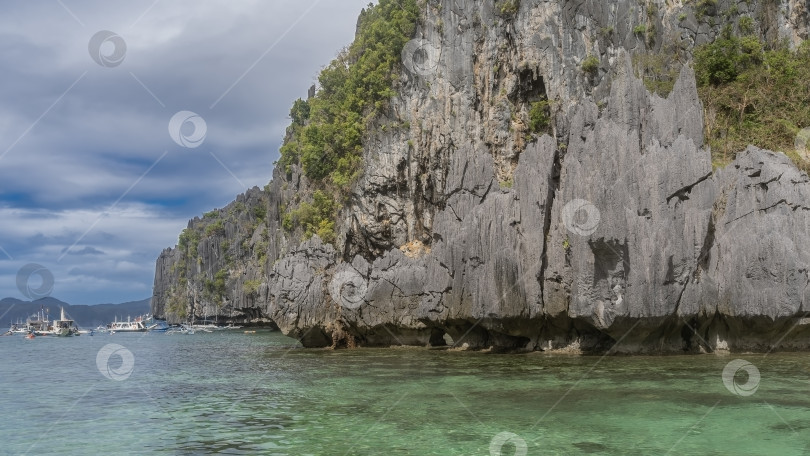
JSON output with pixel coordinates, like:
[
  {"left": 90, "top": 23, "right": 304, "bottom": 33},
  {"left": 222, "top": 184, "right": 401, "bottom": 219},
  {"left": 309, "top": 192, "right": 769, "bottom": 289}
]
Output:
[
  {"left": 680, "top": 148, "right": 810, "bottom": 351},
  {"left": 152, "top": 0, "right": 810, "bottom": 353},
  {"left": 543, "top": 58, "right": 715, "bottom": 351},
  {"left": 268, "top": 237, "right": 338, "bottom": 347}
]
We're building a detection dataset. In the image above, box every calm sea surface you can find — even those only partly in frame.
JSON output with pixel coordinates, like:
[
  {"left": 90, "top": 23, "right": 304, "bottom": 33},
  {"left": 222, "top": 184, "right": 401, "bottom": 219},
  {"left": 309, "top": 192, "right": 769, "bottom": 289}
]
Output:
[{"left": 2, "top": 330, "right": 810, "bottom": 455}]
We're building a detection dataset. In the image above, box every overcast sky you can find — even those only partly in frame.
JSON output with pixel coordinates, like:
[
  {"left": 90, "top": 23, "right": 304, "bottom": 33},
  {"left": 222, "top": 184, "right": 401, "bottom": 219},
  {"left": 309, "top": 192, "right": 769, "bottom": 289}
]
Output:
[{"left": 0, "top": 0, "right": 371, "bottom": 305}]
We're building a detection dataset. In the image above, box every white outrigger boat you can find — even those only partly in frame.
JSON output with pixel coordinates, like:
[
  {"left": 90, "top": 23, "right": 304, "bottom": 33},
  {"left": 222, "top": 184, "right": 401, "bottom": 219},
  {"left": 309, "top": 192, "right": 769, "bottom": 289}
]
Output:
[
  {"left": 103, "top": 314, "right": 170, "bottom": 333},
  {"left": 20, "top": 309, "right": 50, "bottom": 335},
  {"left": 108, "top": 315, "right": 148, "bottom": 332},
  {"left": 5, "top": 322, "right": 30, "bottom": 336},
  {"left": 50, "top": 307, "right": 78, "bottom": 337},
  {"left": 143, "top": 314, "right": 170, "bottom": 332},
  {"left": 4, "top": 307, "right": 79, "bottom": 336},
  {"left": 189, "top": 320, "right": 227, "bottom": 331},
  {"left": 165, "top": 324, "right": 195, "bottom": 335}
]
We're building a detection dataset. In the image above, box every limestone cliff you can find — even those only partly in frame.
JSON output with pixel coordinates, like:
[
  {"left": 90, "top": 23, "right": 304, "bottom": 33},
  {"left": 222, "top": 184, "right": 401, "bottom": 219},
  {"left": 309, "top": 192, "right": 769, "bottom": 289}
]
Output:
[{"left": 152, "top": 0, "right": 810, "bottom": 353}]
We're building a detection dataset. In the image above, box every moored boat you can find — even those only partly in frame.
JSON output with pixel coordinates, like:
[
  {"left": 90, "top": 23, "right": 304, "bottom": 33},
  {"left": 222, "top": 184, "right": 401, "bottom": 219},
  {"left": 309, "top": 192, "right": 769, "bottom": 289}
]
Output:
[
  {"left": 25, "top": 309, "right": 51, "bottom": 336},
  {"left": 6, "top": 307, "right": 80, "bottom": 336},
  {"left": 107, "top": 316, "right": 148, "bottom": 332},
  {"left": 142, "top": 314, "right": 170, "bottom": 332},
  {"left": 50, "top": 307, "right": 78, "bottom": 337},
  {"left": 165, "top": 324, "right": 195, "bottom": 335},
  {"left": 104, "top": 314, "right": 169, "bottom": 332},
  {"left": 5, "top": 323, "right": 27, "bottom": 335},
  {"left": 190, "top": 320, "right": 226, "bottom": 331}
]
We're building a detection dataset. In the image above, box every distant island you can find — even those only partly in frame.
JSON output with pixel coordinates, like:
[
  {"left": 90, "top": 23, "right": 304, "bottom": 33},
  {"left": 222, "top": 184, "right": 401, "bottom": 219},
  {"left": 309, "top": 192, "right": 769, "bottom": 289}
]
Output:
[{"left": 0, "top": 297, "right": 150, "bottom": 329}]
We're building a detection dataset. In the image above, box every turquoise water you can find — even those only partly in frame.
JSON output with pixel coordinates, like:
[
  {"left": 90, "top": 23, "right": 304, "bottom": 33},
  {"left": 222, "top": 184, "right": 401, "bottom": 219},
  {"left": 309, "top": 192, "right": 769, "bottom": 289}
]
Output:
[{"left": 2, "top": 331, "right": 810, "bottom": 455}]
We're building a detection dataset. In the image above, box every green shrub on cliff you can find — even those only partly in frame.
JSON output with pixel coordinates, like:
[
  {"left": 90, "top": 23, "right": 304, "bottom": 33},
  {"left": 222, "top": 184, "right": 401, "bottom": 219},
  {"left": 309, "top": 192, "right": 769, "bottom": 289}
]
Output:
[
  {"left": 696, "top": 0, "right": 718, "bottom": 20},
  {"left": 496, "top": 0, "right": 520, "bottom": 18},
  {"left": 243, "top": 279, "right": 262, "bottom": 297},
  {"left": 277, "top": 0, "right": 419, "bottom": 245},
  {"left": 204, "top": 219, "right": 226, "bottom": 237},
  {"left": 289, "top": 98, "right": 310, "bottom": 126},
  {"left": 694, "top": 33, "right": 763, "bottom": 85},
  {"left": 632, "top": 51, "right": 682, "bottom": 96},
  {"left": 252, "top": 205, "right": 266, "bottom": 221},
  {"left": 178, "top": 228, "right": 200, "bottom": 259},
  {"left": 283, "top": 190, "right": 336, "bottom": 244},
  {"left": 581, "top": 55, "right": 599, "bottom": 74},
  {"left": 166, "top": 279, "right": 188, "bottom": 319},
  {"left": 204, "top": 268, "right": 229, "bottom": 305},
  {"left": 278, "top": 0, "right": 420, "bottom": 187},
  {"left": 696, "top": 35, "right": 810, "bottom": 168},
  {"left": 528, "top": 99, "right": 551, "bottom": 133}
]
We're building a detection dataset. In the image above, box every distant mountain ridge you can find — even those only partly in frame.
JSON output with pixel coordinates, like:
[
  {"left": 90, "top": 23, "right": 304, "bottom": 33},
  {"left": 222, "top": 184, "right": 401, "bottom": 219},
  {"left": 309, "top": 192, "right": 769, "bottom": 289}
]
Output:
[{"left": 0, "top": 297, "right": 150, "bottom": 329}]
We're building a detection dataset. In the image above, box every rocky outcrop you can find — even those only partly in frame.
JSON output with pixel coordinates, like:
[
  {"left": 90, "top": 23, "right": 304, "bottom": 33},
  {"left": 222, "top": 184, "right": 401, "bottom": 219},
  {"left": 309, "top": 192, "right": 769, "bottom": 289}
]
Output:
[
  {"left": 152, "top": 185, "right": 281, "bottom": 323},
  {"left": 542, "top": 57, "right": 714, "bottom": 352},
  {"left": 153, "top": 0, "right": 810, "bottom": 353},
  {"left": 680, "top": 147, "right": 810, "bottom": 351}
]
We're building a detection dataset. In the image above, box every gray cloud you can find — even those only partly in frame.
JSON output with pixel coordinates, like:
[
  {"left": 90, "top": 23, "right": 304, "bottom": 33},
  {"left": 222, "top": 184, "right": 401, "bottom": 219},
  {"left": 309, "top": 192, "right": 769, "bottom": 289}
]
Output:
[
  {"left": 64, "top": 246, "right": 105, "bottom": 256},
  {"left": 0, "top": 0, "right": 372, "bottom": 304}
]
